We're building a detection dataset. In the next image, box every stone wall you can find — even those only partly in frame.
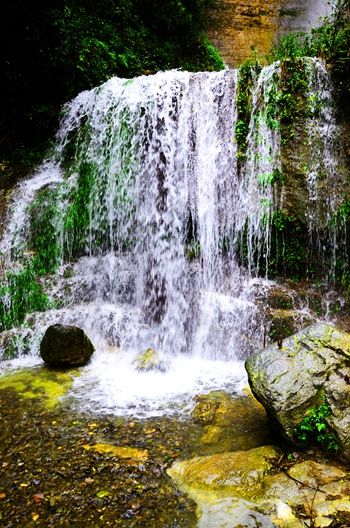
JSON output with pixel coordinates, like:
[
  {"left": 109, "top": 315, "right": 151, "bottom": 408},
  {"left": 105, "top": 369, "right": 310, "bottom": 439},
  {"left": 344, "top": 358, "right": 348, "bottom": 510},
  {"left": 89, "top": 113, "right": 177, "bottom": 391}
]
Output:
[{"left": 207, "top": 0, "right": 332, "bottom": 67}]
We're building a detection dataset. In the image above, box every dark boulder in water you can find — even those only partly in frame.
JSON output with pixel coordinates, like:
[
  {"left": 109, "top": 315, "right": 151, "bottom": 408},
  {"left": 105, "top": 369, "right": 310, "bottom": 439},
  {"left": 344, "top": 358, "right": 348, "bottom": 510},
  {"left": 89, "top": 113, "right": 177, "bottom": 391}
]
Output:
[{"left": 40, "top": 324, "right": 94, "bottom": 368}]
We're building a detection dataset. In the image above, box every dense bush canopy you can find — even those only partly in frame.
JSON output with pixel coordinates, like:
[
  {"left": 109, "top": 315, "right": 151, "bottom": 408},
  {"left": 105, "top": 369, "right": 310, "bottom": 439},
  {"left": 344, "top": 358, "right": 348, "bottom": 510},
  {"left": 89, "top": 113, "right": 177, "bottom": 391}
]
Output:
[{"left": 1, "top": 0, "right": 222, "bottom": 158}]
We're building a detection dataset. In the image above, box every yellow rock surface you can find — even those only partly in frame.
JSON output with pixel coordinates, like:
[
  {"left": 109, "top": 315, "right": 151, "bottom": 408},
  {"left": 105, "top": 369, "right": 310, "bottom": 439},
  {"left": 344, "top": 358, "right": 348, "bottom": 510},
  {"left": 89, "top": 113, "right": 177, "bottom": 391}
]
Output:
[
  {"left": 83, "top": 443, "right": 148, "bottom": 461},
  {"left": 0, "top": 367, "right": 78, "bottom": 409},
  {"left": 192, "top": 389, "right": 271, "bottom": 452},
  {"left": 168, "top": 448, "right": 350, "bottom": 528},
  {"left": 168, "top": 445, "right": 280, "bottom": 499}
]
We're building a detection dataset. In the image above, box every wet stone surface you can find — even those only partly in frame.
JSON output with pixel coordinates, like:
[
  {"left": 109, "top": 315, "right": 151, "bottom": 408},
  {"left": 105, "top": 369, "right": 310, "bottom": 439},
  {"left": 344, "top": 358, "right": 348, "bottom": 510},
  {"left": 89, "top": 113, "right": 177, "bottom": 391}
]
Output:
[{"left": 0, "top": 388, "right": 200, "bottom": 528}]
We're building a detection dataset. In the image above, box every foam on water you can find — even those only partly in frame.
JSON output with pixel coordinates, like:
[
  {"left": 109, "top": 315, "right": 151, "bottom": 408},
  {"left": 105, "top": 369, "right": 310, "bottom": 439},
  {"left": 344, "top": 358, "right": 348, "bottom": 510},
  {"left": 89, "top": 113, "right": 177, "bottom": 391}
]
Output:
[{"left": 70, "top": 352, "right": 247, "bottom": 417}]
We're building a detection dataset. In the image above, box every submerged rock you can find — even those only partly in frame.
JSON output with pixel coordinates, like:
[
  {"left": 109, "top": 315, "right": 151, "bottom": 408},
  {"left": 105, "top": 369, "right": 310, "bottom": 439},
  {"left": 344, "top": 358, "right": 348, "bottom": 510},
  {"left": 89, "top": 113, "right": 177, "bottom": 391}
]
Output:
[
  {"left": 82, "top": 443, "right": 148, "bottom": 462},
  {"left": 192, "top": 390, "right": 273, "bottom": 452},
  {"left": 0, "top": 366, "right": 77, "bottom": 408},
  {"left": 133, "top": 348, "right": 166, "bottom": 372},
  {"left": 40, "top": 324, "right": 94, "bottom": 368},
  {"left": 245, "top": 322, "right": 350, "bottom": 459},
  {"left": 168, "top": 445, "right": 281, "bottom": 499},
  {"left": 168, "top": 446, "right": 350, "bottom": 528}
]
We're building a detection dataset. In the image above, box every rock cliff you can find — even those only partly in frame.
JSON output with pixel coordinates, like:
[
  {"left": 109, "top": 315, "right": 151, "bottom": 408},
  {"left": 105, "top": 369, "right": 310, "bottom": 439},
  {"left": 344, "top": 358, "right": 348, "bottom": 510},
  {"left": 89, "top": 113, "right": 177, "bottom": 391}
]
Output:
[{"left": 207, "top": 0, "right": 332, "bottom": 66}]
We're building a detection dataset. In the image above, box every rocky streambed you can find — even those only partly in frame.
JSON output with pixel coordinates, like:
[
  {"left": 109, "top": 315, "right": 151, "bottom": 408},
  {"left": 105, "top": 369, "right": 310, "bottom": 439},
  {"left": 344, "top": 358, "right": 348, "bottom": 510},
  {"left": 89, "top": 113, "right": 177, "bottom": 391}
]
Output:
[
  {"left": 0, "top": 365, "right": 271, "bottom": 528},
  {"left": 1, "top": 322, "right": 350, "bottom": 528}
]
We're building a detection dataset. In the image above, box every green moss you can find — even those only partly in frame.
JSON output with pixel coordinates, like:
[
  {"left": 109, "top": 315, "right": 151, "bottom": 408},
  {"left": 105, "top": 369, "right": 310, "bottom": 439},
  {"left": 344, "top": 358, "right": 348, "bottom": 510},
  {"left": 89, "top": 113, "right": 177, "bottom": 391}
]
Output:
[
  {"left": 235, "top": 59, "right": 261, "bottom": 163},
  {"left": 0, "top": 367, "right": 78, "bottom": 409},
  {"left": 28, "top": 186, "right": 61, "bottom": 275},
  {"left": 0, "top": 263, "right": 50, "bottom": 332}
]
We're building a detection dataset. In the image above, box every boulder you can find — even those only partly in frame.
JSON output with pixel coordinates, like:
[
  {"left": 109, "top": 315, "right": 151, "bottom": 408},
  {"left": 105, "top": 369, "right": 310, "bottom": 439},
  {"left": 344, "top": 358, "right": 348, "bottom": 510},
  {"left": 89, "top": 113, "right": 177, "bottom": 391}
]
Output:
[
  {"left": 245, "top": 322, "right": 350, "bottom": 459},
  {"left": 168, "top": 447, "right": 350, "bottom": 528},
  {"left": 40, "top": 324, "right": 94, "bottom": 368},
  {"left": 168, "top": 445, "right": 281, "bottom": 499},
  {"left": 191, "top": 390, "right": 272, "bottom": 452}
]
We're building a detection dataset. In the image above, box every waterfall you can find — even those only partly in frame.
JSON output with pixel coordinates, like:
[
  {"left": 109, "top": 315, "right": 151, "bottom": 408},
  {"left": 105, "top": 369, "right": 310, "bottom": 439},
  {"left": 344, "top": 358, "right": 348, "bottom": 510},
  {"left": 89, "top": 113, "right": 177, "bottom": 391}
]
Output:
[
  {"left": 0, "top": 60, "right": 343, "bottom": 416},
  {"left": 235, "top": 62, "right": 281, "bottom": 276},
  {"left": 305, "top": 57, "right": 342, "bottom": 278}
]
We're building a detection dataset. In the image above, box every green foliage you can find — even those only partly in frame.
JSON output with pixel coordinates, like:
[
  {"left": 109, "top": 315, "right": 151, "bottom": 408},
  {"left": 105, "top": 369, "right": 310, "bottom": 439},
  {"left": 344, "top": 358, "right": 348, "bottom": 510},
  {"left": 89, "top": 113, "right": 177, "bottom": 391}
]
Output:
[
  {"left": 0, "top": 263, "right": 49, "bottom": 332},
  {"left": 257, "top": 169, "right": 284, "bottom": 186},
  {"left": 268, "top": 32, "right": 309, "bottom": 62},
  {"left": 2, "top": 333, "right": 31, "bottom": 360},
  {"left": 235, "top": 59, "right": 261, "bottom": 162},
  {"left": 63, "top": 161, "right": 95, "bottom": 259},
  {"left": 185, "top": 240, "right": 201, "bottom": 260},
  {"left": 269, "top": 0, "right": 350, "bottom": 112},
  {"left": 264, "top": 59, "right": 309, "bottom": 142},
  {"left": 2, "top": 336, "right": 19, "bottom": 360},
  {"left": 201, "top": 36, "right": 226, "bottom": 71},
  {"left": 28, "top": 187, "right": 61, "bottom": 275},
  {"left": 329, "top": 199, "right": 350, "bottom": 288},
  {"left": 1, "top": 0, "right": 223, "bottom": 160},
  {"left": 333, "top": 199, "right": 350, "bottom": 222},
  {"left": 294, "top": 401, "right": 340, "bottom": 452}
]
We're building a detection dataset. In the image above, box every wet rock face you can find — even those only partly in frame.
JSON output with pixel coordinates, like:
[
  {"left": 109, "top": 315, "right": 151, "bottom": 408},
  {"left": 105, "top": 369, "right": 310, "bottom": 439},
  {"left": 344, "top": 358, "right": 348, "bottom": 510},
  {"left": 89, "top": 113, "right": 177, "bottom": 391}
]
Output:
[
  {"left": 40, "top": 324, "right": 94, "bottom": 368},
  {"left": 206, "top": 0, "right": 332, "bottom": 67},
  {"left": 169, "top": 449, "right": 350, "bottom": 528},
  {"left": 191, "top": 390, "right": 273, "bottom": 452},
  {"left": 245, "top": 323, "right": 350, "bottom": 459}
]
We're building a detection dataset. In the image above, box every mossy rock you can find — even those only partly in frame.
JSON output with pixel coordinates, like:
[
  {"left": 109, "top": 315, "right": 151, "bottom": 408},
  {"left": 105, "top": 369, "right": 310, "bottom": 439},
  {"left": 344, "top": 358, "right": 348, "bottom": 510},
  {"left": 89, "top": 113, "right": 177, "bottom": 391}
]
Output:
[
  {"left": 192, "top": 390, "right": 272, "bottom": 452},
  {"left": 246, "top": 323, "right": 350, "bottom": 459},
  {"left": 168, "top": 446, "right": 350, "bottom": 528},
  {"left": 133, "top": 348, "right": 165, "bottom": 372},
  {"left": 168, "top": 445, "right": 281, "bottom": 500},
  {"left": 40, "top": 324, "right": 94, "bottom": 368},
  {"left": 268, "top": 308, "right": 314, "bottom": 343},
  {"left": 0, "top": 366, "right": 78, "bottom": 409}
]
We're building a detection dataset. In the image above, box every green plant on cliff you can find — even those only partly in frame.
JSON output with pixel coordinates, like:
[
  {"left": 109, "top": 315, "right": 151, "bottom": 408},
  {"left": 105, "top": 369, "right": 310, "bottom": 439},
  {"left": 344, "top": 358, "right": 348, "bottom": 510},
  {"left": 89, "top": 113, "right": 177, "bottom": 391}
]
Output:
[
  {"left": 330, "top": 199, "right": 350, "bottom": 288},
  {"left": 264, "top": 59, "right": 309, "bottom": 142},
  {"left": 269, "top": 0, "right": 350, "bottom": 111},
  {"left": 235, "top": 59, "right": 261, "bottom": 162},
  {"left": 63, "top": 161, "right": 95, "bottom": 260},
  {"left": 0, "top": 263, "right": 49, "bottom": 332},
  {"left": 294, "top": 400, "right": 340, "bottom": 452},
  {"left": 1, "top": 0, "right": 223, "bottom": 168},
  {"left": 28, "top": 187, "right": 61, "bottom": 275},
  {"left": 257, "top": 169, "right": 284, "bottom": 186}
]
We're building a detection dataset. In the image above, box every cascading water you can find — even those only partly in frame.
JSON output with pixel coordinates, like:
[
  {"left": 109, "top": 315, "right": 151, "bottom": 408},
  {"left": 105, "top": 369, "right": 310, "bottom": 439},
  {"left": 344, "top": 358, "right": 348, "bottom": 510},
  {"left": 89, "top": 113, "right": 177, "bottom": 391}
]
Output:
[
  {"left": 305, "top": 57, "right": 343, "bottom": 278},
  {"left": 0, "top": 60, "right": 343, "bottom": 416},
  {"left": 235, "top": 62, "right": 282, "bottom": 276}
]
